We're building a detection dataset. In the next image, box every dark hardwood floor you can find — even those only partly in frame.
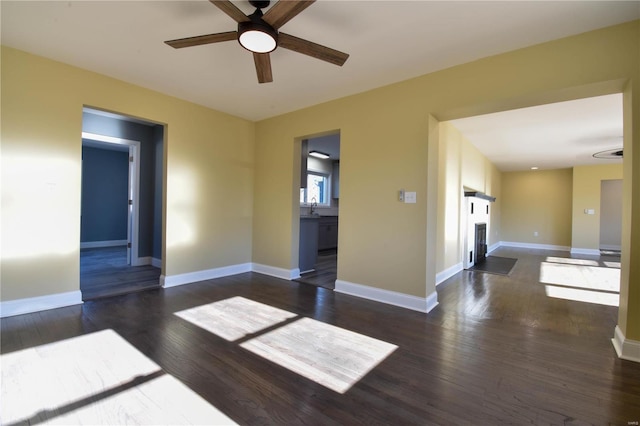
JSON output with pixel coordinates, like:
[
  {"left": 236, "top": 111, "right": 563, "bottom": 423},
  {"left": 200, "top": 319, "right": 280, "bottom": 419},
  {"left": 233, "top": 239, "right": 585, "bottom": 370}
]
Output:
[
  {"left": 80, "top": 246, "right": 160, "bottom": 301},
  {"left": 295, "top": 249, "right": 337, "bottom": 289},
  {"left": 3, "top": 247, "right": 640, "bottom": 424}
]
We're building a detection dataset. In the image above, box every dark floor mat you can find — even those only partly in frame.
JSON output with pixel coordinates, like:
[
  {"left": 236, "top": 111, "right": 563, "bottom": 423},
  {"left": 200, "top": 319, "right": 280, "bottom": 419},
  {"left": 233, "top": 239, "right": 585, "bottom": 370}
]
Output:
[{"left": 467, "top": 256, "right": 517, "bottom": 275}]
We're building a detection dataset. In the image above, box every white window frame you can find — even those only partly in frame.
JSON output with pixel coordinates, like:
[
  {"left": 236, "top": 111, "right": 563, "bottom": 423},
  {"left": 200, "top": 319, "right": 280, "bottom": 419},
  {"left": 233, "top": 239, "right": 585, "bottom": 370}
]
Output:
[{"left": 300, "top": 170, "right": 331, "bottom": 207}]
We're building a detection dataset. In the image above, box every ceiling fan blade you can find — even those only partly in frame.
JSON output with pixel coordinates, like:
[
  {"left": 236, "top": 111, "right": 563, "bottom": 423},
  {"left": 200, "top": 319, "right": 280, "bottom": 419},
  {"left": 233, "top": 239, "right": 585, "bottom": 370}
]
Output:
[
  {"left": 262, "top": 0, "right": 315, "bottom": 29},
  {"left": 278, "top": 33, "right": 349, "bottom": 66},
  {"left": 253, "top": 52, "right": 273, "bottom": 83},
  {"left": 209, "top": 0, "right": 250, "bottom": 23},
  {"left": 165, "top": 31, "right": 237, "bottom": 49}
]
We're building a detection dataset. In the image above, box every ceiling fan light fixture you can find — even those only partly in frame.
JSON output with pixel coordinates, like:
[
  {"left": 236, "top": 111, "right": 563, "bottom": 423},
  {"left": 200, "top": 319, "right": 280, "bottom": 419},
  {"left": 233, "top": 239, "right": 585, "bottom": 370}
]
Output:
[{"left": 238, "top": 21, "right": 278, "bottom": 53}]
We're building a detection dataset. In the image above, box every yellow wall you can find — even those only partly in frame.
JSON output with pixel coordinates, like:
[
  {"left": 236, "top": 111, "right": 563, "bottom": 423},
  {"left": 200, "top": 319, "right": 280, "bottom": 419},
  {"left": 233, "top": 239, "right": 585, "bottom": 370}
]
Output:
[
  {"left": 1, "top": 46, "right": 255, "bottom": 301},
  {"left": 2, "top": 20, "right": 640, "bottom": 345},
  {"left": 501, "top": 169, "right": 573, "bottom": 247},
  {"left": 437, "top": 121, "right": 501, "bottom": 274},
  {"left": 253, "top": 21, "right": 640, "bottom": 339},
  {"left": 571, "top": 164, "right": 624, "bottom": 250}
]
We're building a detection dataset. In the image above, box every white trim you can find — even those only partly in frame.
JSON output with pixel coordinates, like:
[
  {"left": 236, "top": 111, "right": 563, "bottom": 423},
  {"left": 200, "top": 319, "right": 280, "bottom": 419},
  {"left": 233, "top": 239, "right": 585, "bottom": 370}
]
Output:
[
  {"left": 570, "top": 247, "right": 601, "bottom": 256},
  {"left": 82, "top": 131, "right": 141, "bottom": 267},
  {"left": 136, "top": 256, "right": 152, "bottom": 266},
  {"left": 426, "top": 291, "right": 439, "bottom": 313},
  {"left": 163, "top": 263, "right": 252, "bottom": 288},
  {"left": 252, "top": 263, "right": 300, "bottom": 280},
  {"left": 500, "top": 241, "right": 570, "bottom": 252},
  {"left": 80, "top": 240, "right": 127, "bottom": 249},
  {"left": 488, "top": 241, "right": 501, "bottom": 253},
  {"left": 334, "top": 280, "right": 432, "bottom": 313},
  {"left": 0, "top": 291, "right": 83, "bottom": 318},
  {"left": 612, "top": 325, "right": 640, "bottom": 363},
  {"left": 133, "top": 256, "right": 161, "bottom": 267},
  {"left": 436, "top": 262, "right": 463, "bottom": 286},
  {"left": 600, "top": 245, "right": 622, "bottom": 251}
]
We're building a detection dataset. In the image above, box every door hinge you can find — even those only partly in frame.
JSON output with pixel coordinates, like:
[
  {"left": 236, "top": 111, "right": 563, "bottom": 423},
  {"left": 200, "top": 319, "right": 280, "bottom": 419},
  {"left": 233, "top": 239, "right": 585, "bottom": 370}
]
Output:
[
  {"left": 127, "top": 242, "right": 132, "bottom": 248},
  {"left": 129, "top": 156, "right": 134, "bottom": 162},
  {"left": 128, "top": 199, "right": 133, "bottom": 205}
]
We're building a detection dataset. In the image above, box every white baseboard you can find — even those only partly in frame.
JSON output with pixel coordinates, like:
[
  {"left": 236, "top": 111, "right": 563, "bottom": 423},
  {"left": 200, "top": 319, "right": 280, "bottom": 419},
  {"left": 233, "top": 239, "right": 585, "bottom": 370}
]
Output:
[
  {"left": 501, "top": 241, "right": 570, "bottom": 252},
  {"left": 252, "top": 263, "right": 300, "bottom": 280},
  {"left": 488, "top": 242, "right": 501, "bottom": 253},
  {"left": 570, "top": 248, "right": 601, "bottom": 256},
  {"left": 163, "top": 263, "right": 252, "bottom": 288},
  {"left": 426, "top": 291, "right": 439, "bottom": 313},
  {"left": 0, "top": 291, "right": 83, "bottom": 318},
  {"left": 600, "top": 245, "right": 622, "bottom": 251},
  {"left": 335, "top": 280, "right": 435, "bottom": 313},
  {"left": 133, "top": 257, "right": 161, "bottom": 268},
  {"left": 612, "top": 325, "right": 640, "bottom": 363},
  {"left": 436, "top": 262, "right": 463, "bottom": 286},
  {"left": 136, "top": 256, "right": 152, "bottom": 266},
  {"left": 80, "top": 240, "right": 127, "bottom": 249}
]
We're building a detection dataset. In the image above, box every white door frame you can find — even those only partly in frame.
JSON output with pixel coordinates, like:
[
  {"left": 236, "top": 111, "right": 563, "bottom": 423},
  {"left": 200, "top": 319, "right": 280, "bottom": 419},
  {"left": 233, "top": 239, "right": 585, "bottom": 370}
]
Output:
[{"left": 82, "top": 132, "right": 142, "bottom": 266}]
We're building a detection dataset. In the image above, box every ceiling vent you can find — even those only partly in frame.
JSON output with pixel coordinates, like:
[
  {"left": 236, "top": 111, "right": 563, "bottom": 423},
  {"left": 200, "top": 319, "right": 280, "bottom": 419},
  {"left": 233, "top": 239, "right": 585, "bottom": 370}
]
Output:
[{"left": 593, "top": 148, "right": 623, "bottom": 159}]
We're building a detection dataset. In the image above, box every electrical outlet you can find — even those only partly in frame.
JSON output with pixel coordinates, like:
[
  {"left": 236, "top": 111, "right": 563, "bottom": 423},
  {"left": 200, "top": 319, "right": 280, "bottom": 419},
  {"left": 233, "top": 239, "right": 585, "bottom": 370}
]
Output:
[{"left": 534, "top": 231, "right": 539, "bottom": 237}]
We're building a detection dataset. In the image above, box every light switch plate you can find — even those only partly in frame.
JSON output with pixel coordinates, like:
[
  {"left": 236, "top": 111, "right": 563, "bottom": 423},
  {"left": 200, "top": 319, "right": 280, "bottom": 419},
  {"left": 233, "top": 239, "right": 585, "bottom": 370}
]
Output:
[{"left": 404, "top": 191, "right": 417, "bottom": 203}]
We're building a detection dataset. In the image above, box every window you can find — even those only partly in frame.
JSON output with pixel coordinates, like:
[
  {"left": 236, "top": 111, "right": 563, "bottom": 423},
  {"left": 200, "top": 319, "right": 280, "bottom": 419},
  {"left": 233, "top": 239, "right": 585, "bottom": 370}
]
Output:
[{"left": 300, "top": 171, "right": 330, "bottom": 205}]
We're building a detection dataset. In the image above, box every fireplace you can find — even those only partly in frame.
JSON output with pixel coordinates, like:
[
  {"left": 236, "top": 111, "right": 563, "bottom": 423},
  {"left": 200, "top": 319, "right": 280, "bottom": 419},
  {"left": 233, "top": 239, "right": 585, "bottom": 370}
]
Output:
[{"left": 475, "top": 223, "right": 487, "bottom": 264}]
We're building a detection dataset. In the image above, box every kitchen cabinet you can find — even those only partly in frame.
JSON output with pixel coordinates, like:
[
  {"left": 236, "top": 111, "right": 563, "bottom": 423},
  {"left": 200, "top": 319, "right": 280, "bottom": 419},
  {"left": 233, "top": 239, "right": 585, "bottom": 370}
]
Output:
[
  {"left": 299, "top": 216, "right": 319, "bottom": 272},
  {"left": 332, "top": 161, "right": 340, "bottom": 198},
  {"left": 318, "top": 216, "right": 338, "bottom": 251}
]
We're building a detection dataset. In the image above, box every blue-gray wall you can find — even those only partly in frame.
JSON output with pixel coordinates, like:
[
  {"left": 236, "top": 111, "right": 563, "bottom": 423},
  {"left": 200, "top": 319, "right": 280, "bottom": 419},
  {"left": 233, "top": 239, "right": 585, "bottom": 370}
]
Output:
[
  {"left": 152, "top": 125, "right": 164, "bottom": 260},
  {"left": 81, "top": 147, "right": 129, "bottom": 242},
  {"left": 82, "top": 112, "right": 164, "bottom": 259}
]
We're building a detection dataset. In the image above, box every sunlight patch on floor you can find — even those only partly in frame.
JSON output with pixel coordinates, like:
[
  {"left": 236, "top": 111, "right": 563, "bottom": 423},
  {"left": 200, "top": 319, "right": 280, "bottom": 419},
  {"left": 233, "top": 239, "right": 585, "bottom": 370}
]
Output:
[
  {"left": 540, "top": 261, "right": 620, "bottom": 306},
  {"left": 539, "top": 262, "right": 620, "bottom": 293},
  {"left": 0, "top": 329, "right": 236, "bottom": 425},
  {"left": 240, "top": 317, "right": 398, "bottom": 394},
  {"left": 544, "top": 285, "right": 619, "bottom": 307},
  {"left": 175, "top": 296, "right": 297, "bottom": 341},
  {"left": 545, "top": 256, "right": 600, "bottom": 267}
]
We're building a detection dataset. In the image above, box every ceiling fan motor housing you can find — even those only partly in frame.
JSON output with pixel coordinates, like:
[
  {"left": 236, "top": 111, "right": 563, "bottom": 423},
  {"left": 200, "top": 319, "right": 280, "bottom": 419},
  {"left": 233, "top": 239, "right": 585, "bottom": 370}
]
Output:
[{"left": 249, "top": 0, "right": 271, "bottom": 9}]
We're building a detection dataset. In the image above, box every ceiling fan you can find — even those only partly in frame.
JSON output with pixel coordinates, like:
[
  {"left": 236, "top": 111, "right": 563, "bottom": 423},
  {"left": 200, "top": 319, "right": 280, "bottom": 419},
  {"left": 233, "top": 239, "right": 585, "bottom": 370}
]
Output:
[{"left": 164, "top": 0, "right": 349, "bottom": 84}]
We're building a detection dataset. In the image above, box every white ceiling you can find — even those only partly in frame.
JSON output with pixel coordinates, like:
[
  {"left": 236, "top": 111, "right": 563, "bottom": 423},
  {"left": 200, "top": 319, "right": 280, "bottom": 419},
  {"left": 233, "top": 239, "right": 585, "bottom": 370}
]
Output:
[
  {"left": 450, "top": 94, "right": 624, "bottom": 172},
  {"left": 2, "top": 1, "right": 638, "bottom": 123},
  {"left": 1, "top": 1, "right": 636, "bottom": 171}
]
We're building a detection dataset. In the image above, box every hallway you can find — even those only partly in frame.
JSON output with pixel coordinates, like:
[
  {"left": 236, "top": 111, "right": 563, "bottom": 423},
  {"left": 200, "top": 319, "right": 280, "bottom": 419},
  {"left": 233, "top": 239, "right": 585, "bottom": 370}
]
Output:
[{"left": 80, "top": 246, "right": 160, "bottom": 300}]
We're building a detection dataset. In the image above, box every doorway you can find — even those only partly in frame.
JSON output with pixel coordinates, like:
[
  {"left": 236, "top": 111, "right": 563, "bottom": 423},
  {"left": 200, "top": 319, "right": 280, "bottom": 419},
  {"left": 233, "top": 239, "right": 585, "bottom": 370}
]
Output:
[
  {"left": 296, "top": 132, "right": 340, "bottom": 290},
  {"left": 600, "top": 179, "right": 622, "bottom": 254},
  {"left": 80, "top": 108, "right": 164, "bottom": 300}
]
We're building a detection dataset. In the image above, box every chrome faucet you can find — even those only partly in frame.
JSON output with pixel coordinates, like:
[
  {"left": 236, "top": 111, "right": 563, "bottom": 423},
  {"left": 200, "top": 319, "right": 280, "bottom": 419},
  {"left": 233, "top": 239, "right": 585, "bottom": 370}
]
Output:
[{"left": 310, "top": 197, "right": 318, "bottom": 215}]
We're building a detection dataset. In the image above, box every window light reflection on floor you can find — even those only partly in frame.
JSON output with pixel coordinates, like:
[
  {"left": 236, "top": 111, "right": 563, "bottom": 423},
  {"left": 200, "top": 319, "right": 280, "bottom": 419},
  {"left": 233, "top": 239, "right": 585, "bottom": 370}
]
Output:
[
  {"left": 175, "top": 296, "right": 297, "bottom": 341},
  {"left": 539, "top": 261, "right": 620, "bottom": 307},
  {"left": 0, "top": 329, "right": 236, "bottom": 425},
  {"left": 544, "top": 285, "right": 619, "bottom": 307},
  {"left": 545, "top": 256, "right": 600, "bottom": 267},
  {"left": 175, "top": 297, "right": 398, "bottom": 394},
  {"left": 241, "top": 317, "right": 398, "bottom": 394},
  {"left": 539, "top": 262, "right": 620, "bottom": 293}
]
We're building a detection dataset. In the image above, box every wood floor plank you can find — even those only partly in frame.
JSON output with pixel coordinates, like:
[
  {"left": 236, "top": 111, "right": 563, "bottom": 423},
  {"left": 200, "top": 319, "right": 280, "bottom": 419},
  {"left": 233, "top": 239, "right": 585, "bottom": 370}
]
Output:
[
  {"left": 80, "top": 246, "right": 160, "bottom": 300},
  {"left": 2, "top": 247, "right": 640, "bottom": 424}
]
